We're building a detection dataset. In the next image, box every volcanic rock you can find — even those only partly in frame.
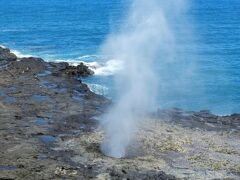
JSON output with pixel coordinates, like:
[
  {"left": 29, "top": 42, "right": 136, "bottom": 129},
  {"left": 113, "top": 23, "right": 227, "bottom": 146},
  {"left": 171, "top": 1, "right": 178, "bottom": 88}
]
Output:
[
  {"left": 7, "top": 57, "right": 47, "bottom": 75},
  {"left": 0, "top": 46, "right": 17, "bottom": 61},
  {"left": 63, "top": 62, "right": 94, "bottom": 77}
]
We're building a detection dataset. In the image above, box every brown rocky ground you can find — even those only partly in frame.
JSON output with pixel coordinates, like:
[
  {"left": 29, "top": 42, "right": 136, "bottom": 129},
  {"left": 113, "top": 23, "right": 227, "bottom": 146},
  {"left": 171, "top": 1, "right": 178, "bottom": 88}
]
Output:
[{"left": 0, "top": 47, "right": 239, "bottom": 179}]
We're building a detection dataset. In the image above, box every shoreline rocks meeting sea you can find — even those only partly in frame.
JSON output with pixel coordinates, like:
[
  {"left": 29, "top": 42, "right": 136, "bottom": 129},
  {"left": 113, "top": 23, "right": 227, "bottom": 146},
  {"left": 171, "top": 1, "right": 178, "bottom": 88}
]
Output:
[{"left": 0, "top": 46, "right": 240, "bottom": 179}]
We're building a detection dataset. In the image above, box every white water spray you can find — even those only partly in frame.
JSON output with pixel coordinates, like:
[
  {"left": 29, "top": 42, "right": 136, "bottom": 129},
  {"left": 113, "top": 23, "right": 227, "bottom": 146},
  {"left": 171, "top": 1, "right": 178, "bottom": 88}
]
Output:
[{"left": 100, "top": 0, "right": 190, "bottom": 158}]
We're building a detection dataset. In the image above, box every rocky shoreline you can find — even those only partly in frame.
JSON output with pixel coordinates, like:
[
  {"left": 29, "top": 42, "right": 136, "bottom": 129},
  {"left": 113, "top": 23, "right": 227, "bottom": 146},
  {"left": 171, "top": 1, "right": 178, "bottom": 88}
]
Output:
[{"left": 0, "top": 46, "right": 239, "bottom": 179}]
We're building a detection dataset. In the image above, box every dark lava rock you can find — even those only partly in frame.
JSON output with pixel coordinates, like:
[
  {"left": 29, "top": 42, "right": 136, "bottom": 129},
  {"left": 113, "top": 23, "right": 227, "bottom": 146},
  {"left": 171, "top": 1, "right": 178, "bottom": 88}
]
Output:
[
  {"left": 0, "top": 47, "right": 109, "bottom": 180},
  {"left": 54, "top": 114, "right": 98, "bottom": 132},
  {"left": 49, "top": 62, "right": 69, "bottom": 71},
  {"left": 63, "top": 62, "right": 94, "bottom": 77},
  {"left": 220, "top": 113, "right": 240, "bottom": 126},
  {"left": 8, "top": 57, "right": 47, "bottom": 75},
  {"left": 0, "top": 46, "right": 17, "bottom": 61},
  {"left": 108, "top": 167, "right": 177, "bottom": 180},
  {"left": 155, "top": 108, "right": 240, "bottom": 131}
]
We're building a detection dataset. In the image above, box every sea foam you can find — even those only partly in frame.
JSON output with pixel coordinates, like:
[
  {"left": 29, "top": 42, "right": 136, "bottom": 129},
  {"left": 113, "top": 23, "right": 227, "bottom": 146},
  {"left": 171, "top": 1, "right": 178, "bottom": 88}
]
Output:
[
  {"left": 11, "top": 50, "right": 33, "bottom": 58},
  {"left": 0, "top": 45, "right": 33, "bottom": 58},
  {"left": 53, "top": 56, "right": 123, "bottom": 76}
]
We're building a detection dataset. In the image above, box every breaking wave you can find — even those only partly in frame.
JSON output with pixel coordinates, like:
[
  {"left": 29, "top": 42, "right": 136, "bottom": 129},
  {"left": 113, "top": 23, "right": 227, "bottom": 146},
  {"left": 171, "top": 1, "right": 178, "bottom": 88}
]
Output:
[
  {"left": 11, "top": 50, "right": 33, "bottom": 58},
  {"left": 0, "top": 45, "right": 122, "bottom": 76},
  {"left": 53, "top": 55, "right": 123, "bottom": 76},
  {"left": 0, "top": 45, "right": 6, "bottom": 48},
  {"left": 87, "top": 83, "right": 109, "bottom": 96},
  {"left": 0, "top": 45, "right": 33, "bottom": 58}
]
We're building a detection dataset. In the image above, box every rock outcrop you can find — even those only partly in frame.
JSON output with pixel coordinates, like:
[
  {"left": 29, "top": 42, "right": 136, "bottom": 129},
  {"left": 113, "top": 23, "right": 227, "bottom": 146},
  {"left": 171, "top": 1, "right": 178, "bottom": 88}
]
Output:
[
  {"left": 0, "top": 46, "right": 17, "bottom": 61},
  {"left": 63, "top": 62, "right": 94, "bottom": 77},
  {"left": 155, "top": 108, "right": 240, "bottom": 131}
]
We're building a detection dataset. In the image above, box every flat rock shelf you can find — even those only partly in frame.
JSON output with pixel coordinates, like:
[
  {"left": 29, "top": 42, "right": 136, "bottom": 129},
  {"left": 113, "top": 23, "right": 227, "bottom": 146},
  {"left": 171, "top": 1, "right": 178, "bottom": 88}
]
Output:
[{"left": 0, "top": 46, "right": 239, "bottom": 179}]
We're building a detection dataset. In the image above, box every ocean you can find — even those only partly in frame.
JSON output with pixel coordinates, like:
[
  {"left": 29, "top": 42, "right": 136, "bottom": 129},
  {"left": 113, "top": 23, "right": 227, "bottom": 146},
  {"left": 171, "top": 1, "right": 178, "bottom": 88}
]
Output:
[{"left": 0, "top": 0, "right": 239, "bottom": 115}]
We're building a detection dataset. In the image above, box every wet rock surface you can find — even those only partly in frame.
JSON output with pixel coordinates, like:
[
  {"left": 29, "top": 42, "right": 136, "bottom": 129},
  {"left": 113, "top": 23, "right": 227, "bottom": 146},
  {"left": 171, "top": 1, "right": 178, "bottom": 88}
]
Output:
[{"left": 0, "top": 47, "right": 239, "bottom": 179}]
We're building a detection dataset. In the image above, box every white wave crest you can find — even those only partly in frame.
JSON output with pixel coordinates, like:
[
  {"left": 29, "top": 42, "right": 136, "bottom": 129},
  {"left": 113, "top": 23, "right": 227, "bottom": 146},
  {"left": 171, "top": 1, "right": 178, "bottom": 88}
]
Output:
[
  {"left": 52, "top": 59, "right": 80, "bottom": 66},
  {"left": 52, "top": 55, "right": 123, "bottom": 76},
  {"left": 0, "top": 45, "right": 6, "bottom": 48},
  {"left": 0, "top": 45, "right": 33, "bottom": 58},
  {"left": 11, "top": 50, "right": 33, "bottom": 58},
  {"left": 0, "top": 29, "right": 28, "bottom": 32},
  {"left": 88, "top": 59, "right": 123, "bottom": 76},
  {"left": 76, "top": 55, "right": 101, "bottom": 61},
  {"left": 87, "top": 83, "right": 109, "bottom": 96}
]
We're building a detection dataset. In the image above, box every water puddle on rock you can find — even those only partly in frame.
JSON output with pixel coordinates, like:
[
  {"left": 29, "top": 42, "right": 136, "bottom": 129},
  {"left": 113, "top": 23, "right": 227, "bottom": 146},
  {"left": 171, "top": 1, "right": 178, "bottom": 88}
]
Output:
[
  {"left": 35, "top": 117, "right": 48, "bottom": 126},
  {"left": 0, "top": 90, "right": 4, "bottom": 96},
  {"left": 40, "top": 80, "right": 57, "bottom": 89},
  {"left": 72, "top": 95, "right": 82, "bottom": 102},
  {"left": 37, "top": 70, "right": 52, "bottom": 77},
  {"left": 55, "top": 87, "right": 67, "bottom": 93},
  {"left": 0, "top": 63, "right": 8, "bottom": 70},
  {"left": 0, "top": 165, "right": 17, "bottom": 171},
  {"left": 37, "top": 154, "right": 48, "bottom": 160},
  {"left": 72, "top": 90, "right": 84, "bottom": 102},
  {"left": 40, "top": 80, "right": 67, "bottom": 93},
  {"left": 80, "top": 124, "right": 87, "bottom": 130},
  {"left": 8, "top": 86, "right": 17, "bottom": 91},
  {"left": 31, "top": 95, "right": 50, "bottom": 101},
  {"left": 4, "top": 96, "right": 15, "bottom": 104},
  {"left": 39, "top": 135, "right": 56, "bottom": 144}
]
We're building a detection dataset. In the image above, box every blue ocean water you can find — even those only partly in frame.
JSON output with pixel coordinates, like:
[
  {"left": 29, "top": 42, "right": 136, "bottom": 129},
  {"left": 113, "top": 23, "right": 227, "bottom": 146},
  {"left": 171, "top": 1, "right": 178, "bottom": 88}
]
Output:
[{"left": 0, "top": 0, "right": 239, "bottom": 114}]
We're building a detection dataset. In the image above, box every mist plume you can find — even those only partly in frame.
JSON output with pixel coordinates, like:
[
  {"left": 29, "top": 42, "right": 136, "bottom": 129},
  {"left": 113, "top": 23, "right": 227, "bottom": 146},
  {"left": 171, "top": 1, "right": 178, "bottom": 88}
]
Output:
[{"left": 100, "top": 0, "right": 190, "bottom": 158}]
